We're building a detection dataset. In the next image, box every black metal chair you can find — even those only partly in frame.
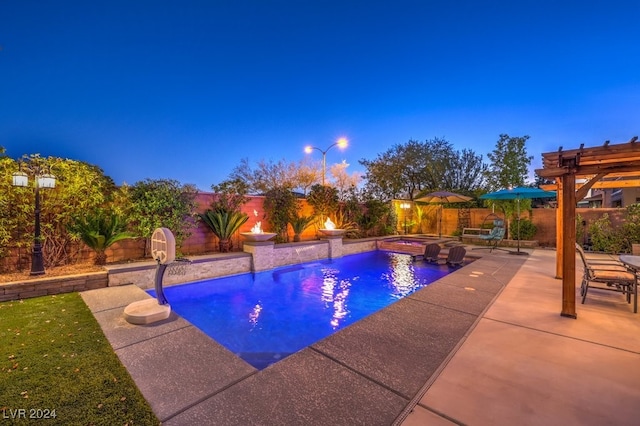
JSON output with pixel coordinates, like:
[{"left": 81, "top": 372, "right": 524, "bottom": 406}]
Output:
[{"left": 575, "top": 243, "right": 637, "bottom": 313}]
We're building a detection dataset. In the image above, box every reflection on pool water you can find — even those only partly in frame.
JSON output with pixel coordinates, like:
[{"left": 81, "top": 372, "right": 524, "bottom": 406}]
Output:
[{"left": 149, "top": 250, "right": 462, "bottom": 369}]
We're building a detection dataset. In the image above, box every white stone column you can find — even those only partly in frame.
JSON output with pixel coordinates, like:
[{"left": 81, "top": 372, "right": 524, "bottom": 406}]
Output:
[
  {"left": 242, "top": 241, "right": 276, "bottom": 272},
  {"left": 322, "top": 236, "right": 344, "bottom": 258}
]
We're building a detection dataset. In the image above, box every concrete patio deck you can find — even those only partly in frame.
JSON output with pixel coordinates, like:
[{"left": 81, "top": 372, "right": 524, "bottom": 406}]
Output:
[{"left": 80, "top": 248, "right": 640, "bottom": 425}]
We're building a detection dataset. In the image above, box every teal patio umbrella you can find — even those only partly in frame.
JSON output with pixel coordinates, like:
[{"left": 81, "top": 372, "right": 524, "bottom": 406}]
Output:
[{"left": 479, "top": 187, "right": 556, "bottom": 255}]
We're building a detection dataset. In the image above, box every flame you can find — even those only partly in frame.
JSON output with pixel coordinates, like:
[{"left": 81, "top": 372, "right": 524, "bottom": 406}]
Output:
[
  {"left": 324, "top": 218, "right": 336, "bottom": 230},
  {"left": 251, "top": 221, "right": 263, "bottom": 233}
]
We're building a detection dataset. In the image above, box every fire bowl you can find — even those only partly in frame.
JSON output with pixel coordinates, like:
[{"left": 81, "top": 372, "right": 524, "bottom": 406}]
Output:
[
  {"left": 241, "top": 232, "right": 277, "bottom": 242},
  {"left": 319, "top": 229, "right": 346, "bottom": 237}
]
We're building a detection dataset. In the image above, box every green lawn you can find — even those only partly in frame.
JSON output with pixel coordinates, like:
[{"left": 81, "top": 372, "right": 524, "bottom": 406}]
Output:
[{"left": 0, "top": 293, "right": 158, "bottom": 425}]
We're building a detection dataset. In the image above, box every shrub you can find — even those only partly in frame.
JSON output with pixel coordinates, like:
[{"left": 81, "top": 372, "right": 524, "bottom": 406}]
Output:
[
  {"left": 588, "top": 213, "right": 626, "bottom": 253},
  {"left": 509, "top": 218, "right": 536, "bottom": 240}
]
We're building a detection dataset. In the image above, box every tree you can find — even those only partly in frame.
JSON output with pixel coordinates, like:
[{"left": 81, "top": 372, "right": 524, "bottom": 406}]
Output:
[
  {"left": 263, "top": 187, "right": 299, "bottom": 242},
  {"left": 229, "top": 158, "right": 298, "bottom": 194},
  {"left": 484, "top": 134, "right": 534, "bottom": 238},
  {"left": 485, "top": 134, "right": 533, "bottom": 191},
  {"left": 306, "top": 184, "right": 339, "bottom": 223},
  {"left": 3, "top": 154, "right": 120, "bottom": 268},
  {"left": 359, "top": 139, "right": 428, "bottom": 200},
  {"left": 128, "top": 179, "right": 199, "bottom": 255},
  {"left": 329, "top": 160, "right": 363, "bottom": 200},
  {"left": 0, "top": 147, "right": 13, "bottom": 263},
  {"left": 438, "top": 148, "right": 488, "bottom": 194},
  {"left": 360, "top": 138, "right": 487, "bottom": 200},
  {"left": 210, "top": 178, "right": 250, "bottom": 213},
  {"left": 229, "top": 157, "right": 320, "bottom": 195}
]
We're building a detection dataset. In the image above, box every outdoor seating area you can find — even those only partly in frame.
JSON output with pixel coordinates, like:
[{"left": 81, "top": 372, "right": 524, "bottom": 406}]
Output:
[
  {"left": 472, "top": 219, "right": 507, "bottom": 253},
  {"left": 575, "top": 243, "right": 638, "bottom": 313}
]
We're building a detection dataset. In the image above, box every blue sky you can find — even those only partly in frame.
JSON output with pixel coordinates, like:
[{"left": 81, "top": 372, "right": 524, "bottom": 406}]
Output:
[{"left": 1, "top": 1, "right": 639, "bottom": 191}]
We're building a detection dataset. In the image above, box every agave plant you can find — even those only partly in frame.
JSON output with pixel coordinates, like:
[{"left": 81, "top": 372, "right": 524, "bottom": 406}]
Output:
[
  {"left": 67, "top": 210, "right": 136, "bottom": 265},
  {"left": 289, "top": 215, "right": 316, "bottom": 242},
  {"left": 200, "top": 209, "right": 249, "bottom": 252}
]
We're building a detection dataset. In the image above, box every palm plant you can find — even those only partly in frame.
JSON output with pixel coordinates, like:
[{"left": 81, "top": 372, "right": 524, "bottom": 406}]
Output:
[
  {"left": 200, "top": 209, "right": 249, "bottom": 252},
  {"left": 289, "top": 215, "right": 315, "bottom": 242},
  {"left": 67, "top": 210, "right": 136, "bottom": 265}
]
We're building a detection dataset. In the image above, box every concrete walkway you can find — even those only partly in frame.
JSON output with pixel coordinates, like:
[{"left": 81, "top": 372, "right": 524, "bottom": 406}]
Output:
[
  {"left": 80, "top": 248, "right": 640, "bottom": 425},
  {"left": 401, "top": 249, "right": 640, "bottom": 425}
]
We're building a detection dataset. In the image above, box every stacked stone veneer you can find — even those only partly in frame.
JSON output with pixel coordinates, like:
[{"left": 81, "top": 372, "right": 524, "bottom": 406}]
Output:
[
  {"left": 106, "top": 253, "right": 253, "bottom": 289},
  {"left": 1, "top": 237, "right": 384, "bottom": 300},
  {"left": 242, "top": 237, "right": 380, "bottom": 272},
  {"left": 0, "top": 272, "right": 109, "bottom": 302}
]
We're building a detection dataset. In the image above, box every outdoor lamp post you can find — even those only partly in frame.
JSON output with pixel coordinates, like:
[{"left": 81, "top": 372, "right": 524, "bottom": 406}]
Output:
[
  {"left": 12, "top": 167, "right": 56, "bottom": 276},
  {"left": 400, "top": 202, "right": 411, "bottom": 235},
  {"left": 304, "top": 137, "right": 348, "bottom": 185}
]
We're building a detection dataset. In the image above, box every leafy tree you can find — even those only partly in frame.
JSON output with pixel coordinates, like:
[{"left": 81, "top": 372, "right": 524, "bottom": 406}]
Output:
[
  {"left": 329, "top": 160, "right": 363, "bottom": 200},
  {"left": 359, "top": 139, "right": 427, "bottom": 200},
  {"left": 67, "top": 209, "right": 136, "bottom": 265},
  {"left": 438, "top": 148, "right": 488, "bottom": 193},
  {"left": 485, "top": 134, "right": 533, "bottom": 191},
  {"left": 128, "top": 179, "right": 199, "bottom": 255},
  {"left": 230, "top": 157, "right": 321, "bottom": 195},
  {"left": 307, "top": 184, "right": 339, "bottom": 223},
  {"left": 263, "top": 187, "right": 299, "bottom": 242},
  {"left": 2, "top": 154, "right": 120, "bottom": 268},
  {"left": 210, "top": 178, "right": 250, "bottom": 213},
  {"left": 483, "top": 134, "right": 534, "bottom": 237},
  {"left": 296, "top": 159, "right": 319, "bottom": 196},
  {"left": 229, "top": 157, "right": 297, "bottom": 193},
  {"left": 360, "top": 138, "right": 486, "bottom": 200},
  {"left": 359, "top": 198, "right": 395, "bottom": 237}
]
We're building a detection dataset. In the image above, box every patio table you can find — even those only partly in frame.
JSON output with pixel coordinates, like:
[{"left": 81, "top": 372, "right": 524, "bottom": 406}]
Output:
[{"left": 618, "top": 255, "right": 640, "bottom": 313}]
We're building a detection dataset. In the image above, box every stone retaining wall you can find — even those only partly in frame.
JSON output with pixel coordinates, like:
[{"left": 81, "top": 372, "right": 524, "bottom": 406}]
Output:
[
  {"left": 106, "top": 253, "right": 253, "bottom": 289},
  {"left": 0, "top": 272, "right": 109, "bottom": 302},
  {"left": 0, "top": 237, "right": 410, "bottom": 301}
]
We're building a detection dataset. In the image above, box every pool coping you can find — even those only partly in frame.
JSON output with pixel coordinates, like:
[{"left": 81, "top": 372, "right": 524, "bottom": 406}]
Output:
[{"left": 80, "top": 248, "right": 527, "bottom": 425}]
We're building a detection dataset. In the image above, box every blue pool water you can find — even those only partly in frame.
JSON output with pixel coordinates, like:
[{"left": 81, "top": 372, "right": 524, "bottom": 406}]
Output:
[{"left": 149, "top": 250, "right": 459, "bottom": 369}]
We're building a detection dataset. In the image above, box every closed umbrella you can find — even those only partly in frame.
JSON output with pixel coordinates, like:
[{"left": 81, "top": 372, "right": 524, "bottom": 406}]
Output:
[
  {"left": 415, "top": 191, "right": 472, "bottom": 237},
  {"left": 479, "top": 187, "right": 556, "bottom": 255}
]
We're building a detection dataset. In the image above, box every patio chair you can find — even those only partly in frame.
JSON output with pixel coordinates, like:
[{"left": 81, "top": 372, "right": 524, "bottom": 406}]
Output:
[
  {"left": 414, "top": 243, "right": 441, "bottom": 263},
  {"left": 445, "top": 245, "right": 466, "bottom": 267},
  {"left": 575, "top": 243, "right": 624, "bottom": 267},
  {"left": 576, "top": 244, "right": 637, "bottom": 313},
  {"left": 472, "top": 219, "right": 507, "bottom": 252}
]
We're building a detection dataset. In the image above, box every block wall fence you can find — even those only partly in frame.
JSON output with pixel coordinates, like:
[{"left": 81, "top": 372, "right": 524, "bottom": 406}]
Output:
[{"left": 0, "top": 188, "right": 630, "bottom": 271}]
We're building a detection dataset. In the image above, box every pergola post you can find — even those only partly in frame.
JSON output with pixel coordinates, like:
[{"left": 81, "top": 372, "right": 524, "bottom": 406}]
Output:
[
  {"left": 560, "top": 169, "right": 577, "bottom": 318},
  {"left": 555, "top": 178, "right": 563, "bottom": 279}
]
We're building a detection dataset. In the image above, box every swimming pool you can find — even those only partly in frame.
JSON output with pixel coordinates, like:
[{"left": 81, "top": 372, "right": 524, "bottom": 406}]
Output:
[{"left": 150, "top": 250, "right": 461, "bottom": 369}]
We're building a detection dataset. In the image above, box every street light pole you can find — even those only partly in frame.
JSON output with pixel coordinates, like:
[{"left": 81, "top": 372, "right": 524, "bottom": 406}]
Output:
[
  {"left": 304, "top": 137, "right": 348, "bottom": 185},
  {"left": 12, "top": 166, "right": 56, "bottom": 276}
]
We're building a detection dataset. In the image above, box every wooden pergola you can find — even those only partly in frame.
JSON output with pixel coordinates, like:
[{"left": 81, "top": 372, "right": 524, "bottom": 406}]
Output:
[{"left": 535, "top": 136, "right": 640, "bottom": 318}]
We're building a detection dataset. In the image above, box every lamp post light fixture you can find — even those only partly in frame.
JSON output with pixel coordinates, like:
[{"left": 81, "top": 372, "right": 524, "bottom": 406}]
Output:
[
  {"left": 400, "top": 202, "right": 411, "bottom": 235},
  {"left": 12, "top": 166, "right": 56, "bottom": 276},
  {"left": 304, "top": 137, "right": 348, "bottom": 185}
]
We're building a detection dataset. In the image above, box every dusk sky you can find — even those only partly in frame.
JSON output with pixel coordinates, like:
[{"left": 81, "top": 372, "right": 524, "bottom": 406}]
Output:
[{"left": 1, "top": 1, "right": 638, "bottom": 191}]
